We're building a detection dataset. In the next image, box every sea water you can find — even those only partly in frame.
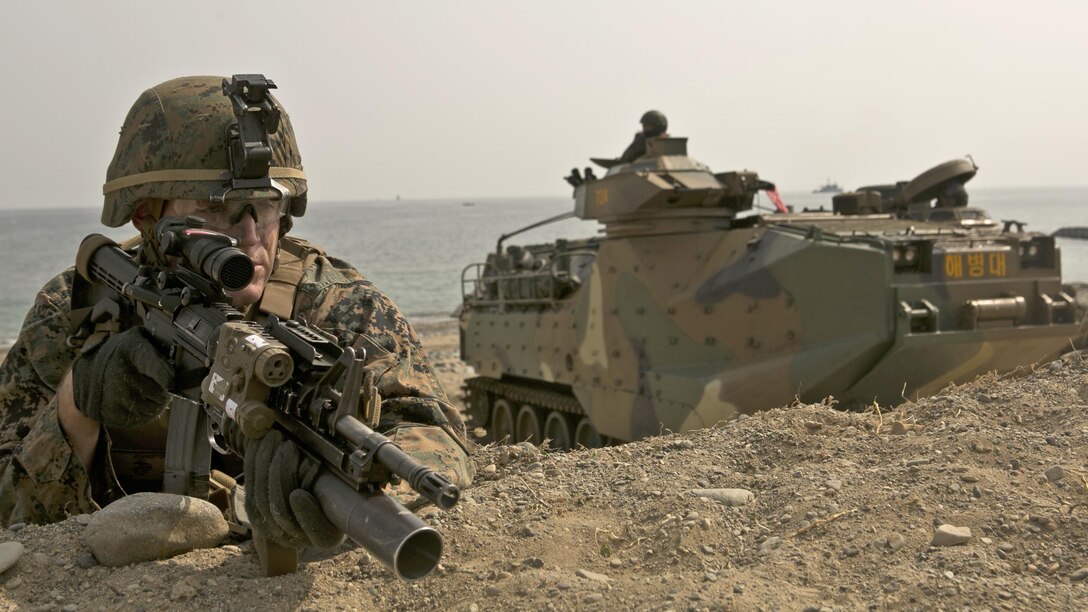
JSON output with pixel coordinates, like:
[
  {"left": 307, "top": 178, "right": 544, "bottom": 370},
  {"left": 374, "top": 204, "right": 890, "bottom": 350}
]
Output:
[{"left": 1, "top": 188, "right": 1084, "bottom": 348}]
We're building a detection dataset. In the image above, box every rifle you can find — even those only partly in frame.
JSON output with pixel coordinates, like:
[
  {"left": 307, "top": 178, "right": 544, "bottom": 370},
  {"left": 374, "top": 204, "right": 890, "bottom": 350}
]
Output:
[{"left": 70, "top": 216, "right": 460, "bottom": 579}]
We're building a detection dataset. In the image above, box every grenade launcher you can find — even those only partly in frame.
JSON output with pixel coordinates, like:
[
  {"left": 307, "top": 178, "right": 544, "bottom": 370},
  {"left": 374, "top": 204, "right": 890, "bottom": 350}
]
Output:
[{"left": 70, "top": 216, "right": 459, "bottom": 579}]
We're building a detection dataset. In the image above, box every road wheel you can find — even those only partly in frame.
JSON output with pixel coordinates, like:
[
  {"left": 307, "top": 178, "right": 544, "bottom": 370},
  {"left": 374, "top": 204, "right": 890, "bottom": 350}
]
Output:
[
  {"left": 543, "top": 411, "right": 573, "bottom": 451},
  {"left": 574, "top": 417, "right": 602, "bottom": 448},
  {"left": 515, "top": 404, "right": 542, "bottom": 444},
  {"left": 491, "top": 399, "right": 515, "bottom": 443}
]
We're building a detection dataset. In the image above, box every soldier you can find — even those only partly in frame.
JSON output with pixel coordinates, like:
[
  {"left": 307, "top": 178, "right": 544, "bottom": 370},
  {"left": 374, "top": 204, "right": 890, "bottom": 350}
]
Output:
[
  {"left": 619, "top": 110, "right": 669, "bottom": 163},
  {"left": 934, "top": 182, "right": 969, "bottom": 208},
  {"left": 0, "top": 75, "right": 474, "bottom": 551}
]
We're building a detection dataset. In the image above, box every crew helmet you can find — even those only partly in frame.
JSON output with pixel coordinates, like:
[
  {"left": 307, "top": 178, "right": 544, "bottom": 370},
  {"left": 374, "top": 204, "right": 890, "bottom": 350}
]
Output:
[
  {"left": 640, "top": 110, "right": 668, "bottom": 137},
  {"left": 102, "top": 76, "right": 307, "bottom": 233}
]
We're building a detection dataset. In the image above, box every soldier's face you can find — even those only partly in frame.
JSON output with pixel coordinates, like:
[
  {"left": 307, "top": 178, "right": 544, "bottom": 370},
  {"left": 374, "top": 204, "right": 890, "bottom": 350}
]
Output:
[{"left": 163, "top": 199, "right": 282, "bottom": 308}]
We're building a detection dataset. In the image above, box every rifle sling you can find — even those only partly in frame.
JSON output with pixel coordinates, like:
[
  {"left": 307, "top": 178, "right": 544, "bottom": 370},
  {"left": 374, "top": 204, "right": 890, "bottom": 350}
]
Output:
[{"left": 257, "top": 236, "right": 324, "bottom": 320}]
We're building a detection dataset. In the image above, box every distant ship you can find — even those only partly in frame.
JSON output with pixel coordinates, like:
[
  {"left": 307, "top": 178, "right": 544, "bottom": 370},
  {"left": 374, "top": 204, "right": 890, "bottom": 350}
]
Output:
[{"left": 813, "top": 179, "right": 843, "bottom": 194}]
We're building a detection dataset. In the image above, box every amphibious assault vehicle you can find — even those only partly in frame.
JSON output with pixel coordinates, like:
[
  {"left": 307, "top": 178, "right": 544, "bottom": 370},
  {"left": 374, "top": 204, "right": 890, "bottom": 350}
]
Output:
[{"left": 458, "top": 137, "right": 1083, "bottom": 448}]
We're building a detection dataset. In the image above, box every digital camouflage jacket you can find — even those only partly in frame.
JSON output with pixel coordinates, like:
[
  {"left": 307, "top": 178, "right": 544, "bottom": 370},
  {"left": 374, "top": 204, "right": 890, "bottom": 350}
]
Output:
[{"left": 0, "top": 237, "right": 473, "bottom": 525}]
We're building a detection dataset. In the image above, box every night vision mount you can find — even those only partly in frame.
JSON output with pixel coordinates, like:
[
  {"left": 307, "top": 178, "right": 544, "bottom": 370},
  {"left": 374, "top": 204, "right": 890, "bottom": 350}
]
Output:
[{"left": 212, "top": 74, "right": 282, "bottom": 203}]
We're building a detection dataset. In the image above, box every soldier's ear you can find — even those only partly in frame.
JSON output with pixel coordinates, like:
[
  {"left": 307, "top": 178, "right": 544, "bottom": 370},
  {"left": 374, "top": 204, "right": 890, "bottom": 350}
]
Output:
[{"left": 131, "top": 199, "right": 165, "bottom": 233}]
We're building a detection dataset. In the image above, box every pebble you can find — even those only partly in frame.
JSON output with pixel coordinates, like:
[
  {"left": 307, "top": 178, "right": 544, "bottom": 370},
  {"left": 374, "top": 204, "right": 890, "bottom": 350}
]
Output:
[
  {"left": 74, "top": 514, "right": 92, "bottom": 526},
  {"left": 522, "top": 557, "right": 545, "bottom": 569},
  {"left": 887, "top": 533, "right": 907, "bottom": 551},
  {"left": 905, "top": 458, "right": 930, "bottom": 467},
  {"left": 825, "top": 479, "right": 843, "bottom": 492},
  {"left": 5, "top": 576, "right": 22, "bottom": 588},
  {"left": 759, "top": 537, "right": 781, "bottom": 554},
  {"left": 931, "top": 524, "right": 972, "bottom": 547},
  {"left": 74, "top": 553, "right": 97, "bottom": 569},
  {"left": 576, "top": 568, "right": 611, "bottom": 583},
  {"left": 0, "top": 541, "right": 24, "bottom": 574},
  {"left": 970, "top": 440, "right": 993, "bottom": 453},
  {"left": 84, "top": 492, "right": 229, "bottom": 566},
  {"left": 1045, "top": 465, "right": 1065, "bottom": 482},
  {"left": 7, "top": 523, "right": 26, "bottom": 533},
  {"left": 170, "top": 580, "right": 197, "bottom": 601},
  {"left": 689, "top": 488, "right": 754, "bottom": 506},
  {"left": 482, "top": 464, "right": 497, "bottom": 475},
  {"left": 485, "top": 586, "right": 501, "bottom": 597},
  {"left": 584, "top": 593, "right": 604, "bottom": 603},
  {"left": 889, "top": 421, "right": 909, "bottom": 435},
  {"left": 1071, "top": 568, "right": 1088, "bottom": 581}
]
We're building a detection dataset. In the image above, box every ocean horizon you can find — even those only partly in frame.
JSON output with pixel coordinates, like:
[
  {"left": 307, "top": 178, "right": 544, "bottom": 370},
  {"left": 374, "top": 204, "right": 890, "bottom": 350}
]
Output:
[{"left": 2, "top": 187, "right": 1086, "bottom": 348}]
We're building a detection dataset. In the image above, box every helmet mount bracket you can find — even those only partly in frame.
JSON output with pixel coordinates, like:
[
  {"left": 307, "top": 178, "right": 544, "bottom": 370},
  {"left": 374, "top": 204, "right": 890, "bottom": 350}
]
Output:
[{"left": 211, "top": 74, "right": 283, "bottom": 203}]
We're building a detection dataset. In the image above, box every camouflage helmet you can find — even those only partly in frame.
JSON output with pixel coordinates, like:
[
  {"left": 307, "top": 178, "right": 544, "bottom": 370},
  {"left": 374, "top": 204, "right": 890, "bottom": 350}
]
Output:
[
  {"left": 102, "top": 75, "right": 307, "bottom": 231},
  {"left": 640, "top": 110, "right": 668, "bottom": 137}
]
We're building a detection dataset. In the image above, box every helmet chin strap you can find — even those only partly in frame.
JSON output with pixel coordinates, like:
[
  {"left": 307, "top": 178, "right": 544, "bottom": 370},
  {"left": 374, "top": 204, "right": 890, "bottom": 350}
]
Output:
[{"left": 133, "top": 199, "right": 171, "bottom": 266}]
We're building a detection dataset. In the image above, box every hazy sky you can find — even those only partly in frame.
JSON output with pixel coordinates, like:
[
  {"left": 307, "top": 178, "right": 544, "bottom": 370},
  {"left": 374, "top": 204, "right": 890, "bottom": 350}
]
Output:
[{"left": 1, "top": 0, "right": 1085, "bottom": 210}]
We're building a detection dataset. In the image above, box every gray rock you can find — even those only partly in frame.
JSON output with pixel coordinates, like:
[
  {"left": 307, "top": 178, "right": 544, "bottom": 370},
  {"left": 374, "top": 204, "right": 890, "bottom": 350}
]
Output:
[
  {"left": 931, "top": 524, "right": 972, "bottom": 547},
  {"left": 689, "top": 488, "right": 754, "bottom": 506},
  {"left": 84, "top": 492, "right": 228, "bottom": 567},
  {"left": 1045, "top": 465, "right": 1065, "bottom": 482},
  {"left": 0, "top": 541, "right": 24, "bottom": 574},
  {"left": 1071, "top": 567, "right": 1088, "bottom": 581},
  {"left": 74, "top": 553, "right": 97, "bottom": 569},
  {"left": 74, "top": 514, "right": 92, "bottom": 526},
  {"left": 7, "top": 523, "right": 25, "bottom": 533},
  {"left": 825, "top": 479, "right": 843, "bottom": 492},
  {"left": 759, "top": 536, "right": 781, "bottom": 554}
]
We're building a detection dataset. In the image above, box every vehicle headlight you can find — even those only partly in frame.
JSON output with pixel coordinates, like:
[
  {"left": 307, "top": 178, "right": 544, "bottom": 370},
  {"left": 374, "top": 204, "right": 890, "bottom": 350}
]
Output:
[{"left": 903, "top": 246, "right": 918, "bottom": 264}]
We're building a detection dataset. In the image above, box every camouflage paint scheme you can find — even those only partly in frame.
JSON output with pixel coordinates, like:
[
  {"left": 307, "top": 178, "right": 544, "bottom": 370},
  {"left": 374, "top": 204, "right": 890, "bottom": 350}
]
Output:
[
  {"left": 460, "top": 138, "right": 1083, "bottom": 444},
  {"left": 0, "top": 74, "right": 472, "bottom": 525},
  {"left": 0, "top": 240, "right": 474, "bottom": 525},
  {"left": 101, "top": 76, "right": 307, "bottom": 228}
]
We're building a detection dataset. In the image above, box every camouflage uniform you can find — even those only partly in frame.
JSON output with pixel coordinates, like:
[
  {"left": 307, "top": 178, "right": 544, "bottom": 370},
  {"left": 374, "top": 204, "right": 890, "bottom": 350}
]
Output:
[{"left": 0, "top": 237, "right": 474, "bottom": 525}]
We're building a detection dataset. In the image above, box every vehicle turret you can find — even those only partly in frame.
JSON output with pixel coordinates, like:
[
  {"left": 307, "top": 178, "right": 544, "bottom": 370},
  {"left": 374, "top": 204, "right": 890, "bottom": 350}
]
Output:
[{"left": 459, "top": 139, "right": 1083, "bottom": 449}]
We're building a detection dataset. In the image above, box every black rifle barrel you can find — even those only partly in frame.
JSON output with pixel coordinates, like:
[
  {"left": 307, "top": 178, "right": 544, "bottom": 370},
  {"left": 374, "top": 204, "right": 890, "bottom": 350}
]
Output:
[{"left": 335, "top": 415, "right": 461, "bottom": 510}]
